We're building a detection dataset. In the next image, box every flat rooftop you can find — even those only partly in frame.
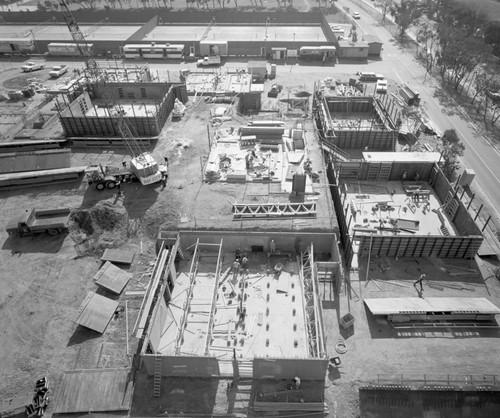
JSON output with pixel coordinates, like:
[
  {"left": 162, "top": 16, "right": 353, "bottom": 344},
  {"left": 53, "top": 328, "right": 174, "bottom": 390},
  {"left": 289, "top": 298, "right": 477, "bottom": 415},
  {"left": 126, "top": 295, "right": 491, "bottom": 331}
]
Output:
[
  {"left": 147, "top": 25, "right": 327, "bottom": 43},
  {"left": 159, "top": 251, "right": 308, "bottom": 359},
  {"left": 186, "top": 71, "right": 253, "bottom": 94},
  {"left": 0, "top": 24, "right": 141, "bottom": 41},
  {"left": 176, "top": 119, "right": 336, "bottom": 232}
]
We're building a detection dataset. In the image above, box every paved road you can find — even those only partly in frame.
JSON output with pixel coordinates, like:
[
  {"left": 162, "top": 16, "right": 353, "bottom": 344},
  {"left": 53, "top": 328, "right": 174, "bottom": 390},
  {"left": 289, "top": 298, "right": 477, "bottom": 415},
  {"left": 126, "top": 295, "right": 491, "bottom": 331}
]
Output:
[{"left": 337, "top": 0, "right": 500, "bottom": 225}]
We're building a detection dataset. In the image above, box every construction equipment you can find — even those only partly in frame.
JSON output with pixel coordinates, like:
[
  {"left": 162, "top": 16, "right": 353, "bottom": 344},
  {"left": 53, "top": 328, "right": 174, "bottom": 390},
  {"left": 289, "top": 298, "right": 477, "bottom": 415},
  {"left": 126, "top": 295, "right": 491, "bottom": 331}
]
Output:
[
  {"left": 5, "top": 208, "right": 70, "bottom": 237},
  {"left": 59, "top": 0, "right": 162, "bottom": 186},
  {"left": 267, "top": 84, "right": 282, "bottom": 98}
]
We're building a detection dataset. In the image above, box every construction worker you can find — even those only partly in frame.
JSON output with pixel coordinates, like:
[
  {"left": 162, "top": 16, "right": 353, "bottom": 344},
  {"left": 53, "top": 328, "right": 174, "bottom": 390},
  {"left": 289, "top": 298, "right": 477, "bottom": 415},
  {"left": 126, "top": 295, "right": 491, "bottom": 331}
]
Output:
[
  {"left": 232, "top": 259, "right": 240, "bottom": 281},
  {"left": 241, "top": 254, "right": 248, "bottom": 270},
  {"left": 270, "top": 239, "right": 276, "bottom": 254},
  {"left": 414, "top": 273, "right": 426, "bottom": 292},
  {"left": 116, "top": 180, "right": 122, "bottom": 196}
]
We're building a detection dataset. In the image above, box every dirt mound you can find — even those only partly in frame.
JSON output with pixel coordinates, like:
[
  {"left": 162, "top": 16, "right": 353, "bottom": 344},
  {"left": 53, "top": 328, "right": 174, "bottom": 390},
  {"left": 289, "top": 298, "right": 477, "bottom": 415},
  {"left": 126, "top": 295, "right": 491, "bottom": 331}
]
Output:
[{"left": 70, "top": 202, "right": 128, "bottom": 257}]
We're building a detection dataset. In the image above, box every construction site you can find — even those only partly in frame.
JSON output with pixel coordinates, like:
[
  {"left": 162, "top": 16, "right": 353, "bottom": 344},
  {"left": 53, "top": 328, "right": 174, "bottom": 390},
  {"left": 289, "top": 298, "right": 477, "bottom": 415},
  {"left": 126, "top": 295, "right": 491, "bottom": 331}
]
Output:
[{"left": 0, "top": 4, "right": 500, "bottom": 418}]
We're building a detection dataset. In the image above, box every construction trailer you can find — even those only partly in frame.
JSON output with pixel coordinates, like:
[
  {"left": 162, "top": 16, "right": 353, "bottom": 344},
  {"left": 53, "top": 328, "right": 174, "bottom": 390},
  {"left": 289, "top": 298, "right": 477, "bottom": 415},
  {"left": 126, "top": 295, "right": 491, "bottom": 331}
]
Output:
[{"left": 0, "top": 37, "right": 35, "bottom": 55}]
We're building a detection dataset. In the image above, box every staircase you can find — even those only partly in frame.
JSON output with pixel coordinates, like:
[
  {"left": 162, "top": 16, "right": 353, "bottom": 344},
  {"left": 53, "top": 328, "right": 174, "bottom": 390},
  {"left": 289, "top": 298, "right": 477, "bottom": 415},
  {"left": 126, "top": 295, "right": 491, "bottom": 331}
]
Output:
[
  {"left": 238, "top": 360, "right": 254, "bottom": 379},
  {"left": 153, "top": 356, "right": 162, "bottom": 398}
]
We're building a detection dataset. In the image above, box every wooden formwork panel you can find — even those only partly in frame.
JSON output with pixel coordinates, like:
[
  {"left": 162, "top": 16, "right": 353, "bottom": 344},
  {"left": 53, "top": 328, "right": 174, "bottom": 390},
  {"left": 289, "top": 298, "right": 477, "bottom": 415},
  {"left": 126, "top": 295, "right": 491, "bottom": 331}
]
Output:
[
  {"left": 326, "top": 98, "right": 373, "bottom": 113},
  {"left": 358, "top": 235, "right": 483, "bottom": 259},
  {"left": 335, "top": 130, "right": 395, "bottom": 150}
]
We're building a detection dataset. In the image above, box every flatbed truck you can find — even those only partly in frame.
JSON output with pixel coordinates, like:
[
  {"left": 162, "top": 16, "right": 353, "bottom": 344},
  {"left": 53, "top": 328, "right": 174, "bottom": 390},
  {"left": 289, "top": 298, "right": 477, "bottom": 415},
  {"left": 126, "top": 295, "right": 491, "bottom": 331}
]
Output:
[{"left": 6, "top": 208, "right": 71, "bottom": 237}]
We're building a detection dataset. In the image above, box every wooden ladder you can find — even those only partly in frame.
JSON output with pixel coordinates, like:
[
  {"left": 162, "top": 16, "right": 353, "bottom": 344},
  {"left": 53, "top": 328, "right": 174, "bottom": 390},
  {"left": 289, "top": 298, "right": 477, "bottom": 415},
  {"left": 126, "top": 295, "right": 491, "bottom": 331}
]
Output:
[
  {"left": 153, "top": 356, "right": 162, "bottom": 398},
  {"left": 177, "top": 246, "right": 186, "bottom": 260}
]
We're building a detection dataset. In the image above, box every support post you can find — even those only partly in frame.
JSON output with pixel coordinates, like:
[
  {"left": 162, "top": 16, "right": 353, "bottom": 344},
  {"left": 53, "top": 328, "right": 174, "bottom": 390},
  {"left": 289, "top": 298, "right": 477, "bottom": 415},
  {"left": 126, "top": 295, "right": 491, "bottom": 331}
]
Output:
[
  {"left": 474, "top": 204, "right": 483, "bottom": 221},
  {"left": 467, "top": 194, "right": 475, "bottom": 210},
  {"left": 482, "top": 216, "right": 491, "bottom": 232},
  {"left": 125, "top": 300, "right": 129, "bottom": 359}
]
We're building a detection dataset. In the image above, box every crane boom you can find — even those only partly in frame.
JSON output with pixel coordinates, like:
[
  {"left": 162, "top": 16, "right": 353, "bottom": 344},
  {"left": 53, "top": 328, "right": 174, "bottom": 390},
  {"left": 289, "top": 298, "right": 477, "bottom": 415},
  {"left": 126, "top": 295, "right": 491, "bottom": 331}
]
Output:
[{"left": 59, "top": 0, "right": 162, "bottom": 186}]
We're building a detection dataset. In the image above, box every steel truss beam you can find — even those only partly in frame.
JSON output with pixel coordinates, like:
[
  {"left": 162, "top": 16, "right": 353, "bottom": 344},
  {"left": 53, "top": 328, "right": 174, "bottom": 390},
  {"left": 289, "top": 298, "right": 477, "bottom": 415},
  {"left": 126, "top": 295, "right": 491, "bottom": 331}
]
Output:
[{"left": 233, "top": 202, "right": 316, "bottom": 219}]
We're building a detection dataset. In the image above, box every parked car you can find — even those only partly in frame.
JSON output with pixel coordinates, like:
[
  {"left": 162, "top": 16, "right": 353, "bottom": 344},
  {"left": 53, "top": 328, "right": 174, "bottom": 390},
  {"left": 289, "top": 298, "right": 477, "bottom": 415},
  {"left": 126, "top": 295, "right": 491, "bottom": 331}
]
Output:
[
  {"left": 21, "top": 62, "right": 45, "bottom": 72},
  {"left": 352, "top": 12, "right": 361, "bottom": 19},
  {"left": 49, "top": 64, "right": 69, "bottom": 78},
  {"left": 375, "top": 79, "right": 388, "bottom": 94},
  {"left": 358, "top": 72, "right": 384, "bottom": 82}
]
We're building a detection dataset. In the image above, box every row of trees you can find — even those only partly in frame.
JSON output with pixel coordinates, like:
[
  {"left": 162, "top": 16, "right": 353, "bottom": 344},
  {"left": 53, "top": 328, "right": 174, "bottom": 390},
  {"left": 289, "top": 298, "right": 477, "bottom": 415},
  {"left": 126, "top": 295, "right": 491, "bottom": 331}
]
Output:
[
  {"left": 387, "top": 0, "right": 500, "bottom": 125},
  {"left": 38, "top": 0, "right": 296, "bottom": 10}
]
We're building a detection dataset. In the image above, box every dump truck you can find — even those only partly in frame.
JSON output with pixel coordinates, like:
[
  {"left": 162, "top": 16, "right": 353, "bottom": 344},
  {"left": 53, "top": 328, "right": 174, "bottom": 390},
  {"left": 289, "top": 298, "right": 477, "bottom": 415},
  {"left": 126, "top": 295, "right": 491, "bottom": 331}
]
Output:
[
  {"left": 6, "top": 208, "right": 71, "bottom": 237},
  {"left": 197, "top": 55, "right": 221, "bottom": 67},
  {"left": 85, "top": 163, "right": 167, "bottom": 190}
]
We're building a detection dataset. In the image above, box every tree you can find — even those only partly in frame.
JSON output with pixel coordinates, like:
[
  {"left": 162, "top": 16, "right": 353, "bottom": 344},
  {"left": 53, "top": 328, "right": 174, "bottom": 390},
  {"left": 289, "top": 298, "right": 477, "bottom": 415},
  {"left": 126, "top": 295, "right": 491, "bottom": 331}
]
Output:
[
  {"left": 377, "top": 0, "right": 393, "bottom": 23},
  {"left": 390, "top": 0, "right": 422, "bottom": 37},
  {"left": 439, "top": 129, "right": 465, "bottom": 179},
  {"left": 416, "top": 21, "right": 438, "bottom": 73},
  {"left": 436, "top": 24, "right": 492, "bottom": 90}
]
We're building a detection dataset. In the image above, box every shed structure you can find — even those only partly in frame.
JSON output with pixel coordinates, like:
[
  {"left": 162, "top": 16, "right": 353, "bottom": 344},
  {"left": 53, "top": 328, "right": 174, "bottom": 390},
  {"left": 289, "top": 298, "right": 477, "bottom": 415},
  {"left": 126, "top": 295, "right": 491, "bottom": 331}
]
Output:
[
  {"left": 53, "top": 369, "right": 133, "bottom": 414},
  {"left": 363, "top": 34, "right": 383, "bottom": 56},
  {"left": 248, "top": 60, "right": 267, "bottom": 82}
]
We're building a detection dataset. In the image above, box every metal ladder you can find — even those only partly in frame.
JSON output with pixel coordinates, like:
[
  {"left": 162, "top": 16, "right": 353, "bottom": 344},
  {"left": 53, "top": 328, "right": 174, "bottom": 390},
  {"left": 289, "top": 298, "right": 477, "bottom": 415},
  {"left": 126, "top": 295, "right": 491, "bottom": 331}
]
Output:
[{"left": 153, "top": 356, "right": 162, "bottom": 398}]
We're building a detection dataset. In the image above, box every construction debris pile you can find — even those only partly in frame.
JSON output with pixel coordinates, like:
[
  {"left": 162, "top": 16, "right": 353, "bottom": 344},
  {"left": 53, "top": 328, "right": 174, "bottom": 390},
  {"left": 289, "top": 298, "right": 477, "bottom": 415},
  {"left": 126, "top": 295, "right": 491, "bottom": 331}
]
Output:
[
  {"left": 204, "top": 120, "right": 311, "bottom": 186},
  {"left": 70, "top": 202, "right": 129, "bottom": 256},
  {"left": 318, "top": 77, "right": 364, "bottom": 97}
]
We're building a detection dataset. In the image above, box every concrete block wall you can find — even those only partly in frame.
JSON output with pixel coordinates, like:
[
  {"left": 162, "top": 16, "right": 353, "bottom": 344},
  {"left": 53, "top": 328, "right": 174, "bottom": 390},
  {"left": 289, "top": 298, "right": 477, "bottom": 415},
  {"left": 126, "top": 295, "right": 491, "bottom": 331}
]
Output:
[
  {"left": 431, "top": 167, "right": 482, "bottom": 237},
  {"left": 357, "top": 234, "right": 483, "bottom": 259},
  {"left": 253, "top": 358, "right": 328, "bottom": 380},
  {"left": 142, "top": 354, "right": 220, "bottom": 377},
  {"left": 92, "top": 82, "right": 170, "bottom": 101},
  {"left": 173, "top": 230, "right": 339, "bottom": 255},
  {"left": 0, "top": 149, "right": 71, "bottom": 174},
  {"left": 0, "top": 10, "right": 324, "bottom": 26},
  {"left": 333, "top": 129, "right": 395, "bottom": 150}
]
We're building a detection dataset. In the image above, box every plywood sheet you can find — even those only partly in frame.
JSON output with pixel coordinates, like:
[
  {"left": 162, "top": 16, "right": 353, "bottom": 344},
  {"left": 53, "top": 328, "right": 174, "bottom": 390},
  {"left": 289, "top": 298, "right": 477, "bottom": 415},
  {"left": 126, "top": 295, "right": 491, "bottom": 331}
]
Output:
[
  {"left": 53, "top": 368, "right": 132, "bottom": 413},
  {"left": 94, "top": 261, "right": 131, "bottom": 295},
  {"left": 364, "top": 297, "right": 500, "bottom": 315},
  {"left": 277, "top": 271, "right": 291, "bottom": 294},
  {"left": 76, "top": 292, "right": 119, "bottom": 333},
  {"left": 101, "top": 249, "right": 135, "bottom": 265}
]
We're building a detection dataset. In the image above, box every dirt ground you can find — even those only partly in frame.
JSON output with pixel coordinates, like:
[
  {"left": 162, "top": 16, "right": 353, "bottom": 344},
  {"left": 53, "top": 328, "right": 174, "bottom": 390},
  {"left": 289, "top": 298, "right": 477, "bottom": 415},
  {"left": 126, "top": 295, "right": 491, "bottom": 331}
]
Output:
[{"left": 1, "top": 37, "right": 500, "bottom": 418}]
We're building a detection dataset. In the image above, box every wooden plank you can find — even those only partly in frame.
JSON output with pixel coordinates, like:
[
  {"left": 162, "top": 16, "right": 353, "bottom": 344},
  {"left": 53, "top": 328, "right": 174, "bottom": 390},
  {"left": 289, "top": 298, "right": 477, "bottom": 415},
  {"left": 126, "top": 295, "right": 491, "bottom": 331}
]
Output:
[
  {"left": 94, "top": 260, "right": 132, "bottom": 295},
  {"left": 101, "top": 249, "right": 135, "bottom": 265},
  {"left": 53, "top": 368, "right": 132, "bottom": 413},
  {"left": 76, "top": 292, "right": 119, "bottom": 333}
]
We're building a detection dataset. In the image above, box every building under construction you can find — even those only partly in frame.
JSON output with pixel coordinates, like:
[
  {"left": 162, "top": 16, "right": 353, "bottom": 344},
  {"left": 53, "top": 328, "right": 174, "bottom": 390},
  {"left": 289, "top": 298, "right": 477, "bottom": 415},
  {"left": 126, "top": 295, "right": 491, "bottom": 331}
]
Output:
[
  {"left": 56, "top": 63, "right": 187, "bottom": 144},
  {"left": 314, "top": 89, "right": 399, "bottom": 152}
]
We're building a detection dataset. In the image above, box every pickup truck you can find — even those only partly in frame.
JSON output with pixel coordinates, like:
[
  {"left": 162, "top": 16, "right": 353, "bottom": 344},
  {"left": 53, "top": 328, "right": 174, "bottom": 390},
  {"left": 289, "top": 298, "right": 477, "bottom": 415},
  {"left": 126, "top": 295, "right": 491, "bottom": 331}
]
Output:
[
  {"left": 6, "top": 208, "right": 71, "bottom": 237},
  {"left": 49, "top": 64, "right": 69, "bottom": 78},
  {"left": 21, "top": 62, "right": 45, "bottom": 72},
  {"left": 197, "top": 56, "right": 221, "bottom": 67}
]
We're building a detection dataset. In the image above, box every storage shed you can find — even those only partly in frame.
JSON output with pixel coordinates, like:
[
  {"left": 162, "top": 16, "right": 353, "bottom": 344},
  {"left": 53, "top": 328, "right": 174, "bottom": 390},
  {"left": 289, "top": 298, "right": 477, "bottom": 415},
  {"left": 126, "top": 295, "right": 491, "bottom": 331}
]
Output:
[
  {"left": 337, "top": 40, "right": 369, "bottom": 59},
  {"left": 248, "top": 61, "right": 268, "bottom": 82},
  {"left": 363, "top": 34, "right": 383, "bottom": 56}
]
